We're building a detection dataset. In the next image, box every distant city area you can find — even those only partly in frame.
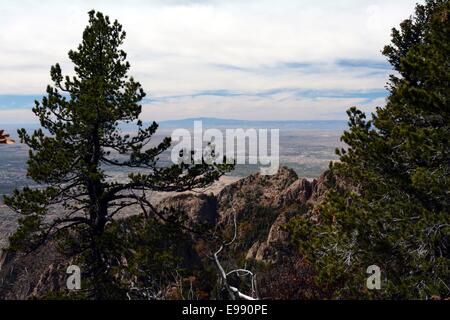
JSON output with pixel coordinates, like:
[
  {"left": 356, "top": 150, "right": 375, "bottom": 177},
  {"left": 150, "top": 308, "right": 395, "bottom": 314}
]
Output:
[{"left": 0, "top": 119, "right": 346, "bottom": 198}]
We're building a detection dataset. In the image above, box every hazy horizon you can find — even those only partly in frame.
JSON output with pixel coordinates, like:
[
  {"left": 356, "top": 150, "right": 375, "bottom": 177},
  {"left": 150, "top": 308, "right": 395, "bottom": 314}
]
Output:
[
  {"left": 0, "top": 117, "right": 349, "bottom": 126},
  {"left": 0, "top": 0, "right": 419, "bottom": 123}
]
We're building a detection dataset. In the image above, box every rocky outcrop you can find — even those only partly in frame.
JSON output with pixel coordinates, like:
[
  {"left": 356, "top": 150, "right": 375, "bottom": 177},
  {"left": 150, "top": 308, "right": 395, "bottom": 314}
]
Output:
[
  {"left": 248, "top": 211, "right": 294, "bottom": 262},
  {"left": 0, "top": 167, "right": 343, "bottom": 299},
  {"left": 216, "top": 167, "right": 299, "bottom": 225},
  {"left": 0, "top": 242, "right": 69, "bottom": 300},
  {"left": 157, "top": 193, "right": 218, "bottom": 227},
  {"left": 212, "top": 167, "right": 341, "bottom": 263},
  {"left": 277, "top": 178, "right": 314, "bottom": 206},
  {"left": 0, "top": 130, "right": 15, "bottom": 144}
]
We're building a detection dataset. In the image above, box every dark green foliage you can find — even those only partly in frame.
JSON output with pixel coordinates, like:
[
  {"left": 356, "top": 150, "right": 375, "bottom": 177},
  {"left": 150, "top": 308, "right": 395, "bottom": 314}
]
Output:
[
  {"left": 289, "top": 0, "right": 449, "bottom": 299},
  {"left": 92, "top": 215, "right": 192, "bottom": 299},
  {"left": 37, "top": 213, "right": 197, "bottom": 300},
  {"left": 237, "top": 206, "right": 280, "bottom": 251},
  {"left": 4, "top": 10, "right": 232, "bottom": 299},
  {"left": 256, "top": 253, "right": 333, "bottom": 300}
]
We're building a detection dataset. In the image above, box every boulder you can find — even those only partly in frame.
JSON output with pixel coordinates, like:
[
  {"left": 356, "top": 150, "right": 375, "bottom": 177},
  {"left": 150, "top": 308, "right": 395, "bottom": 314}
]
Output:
[
  {"left": 0, "top": 130, "right": 15, "bottom": 144},
  {"left": 157, "top": 193, "right": 218, "bottom": 227}
]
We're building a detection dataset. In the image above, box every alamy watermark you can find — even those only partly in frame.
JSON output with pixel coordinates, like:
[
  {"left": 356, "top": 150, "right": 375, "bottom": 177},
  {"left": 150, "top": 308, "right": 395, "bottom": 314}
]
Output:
[
  {"left": 66, "top": 265, "right": 81, "bottom": 290},
  {"left": 366, "top": 265, "right": 381, "bottom": 290},
  {"left": 170, "top": 121, "right": 280, "bottom": 175}
]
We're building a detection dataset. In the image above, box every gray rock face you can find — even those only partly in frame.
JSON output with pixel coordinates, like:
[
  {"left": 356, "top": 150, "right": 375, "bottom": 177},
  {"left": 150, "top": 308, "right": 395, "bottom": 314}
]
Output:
[
  {"left": 157, "top": 193, "right": 218, "bottom": 227},
  {"left": 0, "top": 167, "right": 342, "bottom": 298},
  {"left": 277, "top": 178, "right": 314, "bottom": 206},
  {"left": 216, "top": 167, "right": 299, "bottom": 225},
  {"left": 0, "top": 242, "right": 68, "bottom": 300},
  {"left": 214, "top": 167, "right": 341, "bottom": 263},
  {"left": 157, "top": 167, "right": 338, "bottom": 263},
  {"left": 0, "top": 205, "right": 18, "bottom": 250}
]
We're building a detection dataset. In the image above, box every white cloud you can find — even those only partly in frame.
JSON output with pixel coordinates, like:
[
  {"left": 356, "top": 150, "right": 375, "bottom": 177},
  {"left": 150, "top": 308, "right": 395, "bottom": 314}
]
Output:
[
  {"left": 140, "top": 92, "right": 384, "bottom": 121},
  {"left": 0, "top": 0, "right": 418, "bottom": 120}
]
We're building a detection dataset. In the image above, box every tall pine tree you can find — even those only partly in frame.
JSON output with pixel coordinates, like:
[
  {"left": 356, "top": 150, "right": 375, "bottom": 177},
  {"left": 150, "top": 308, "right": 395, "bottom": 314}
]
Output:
[
  {"left": 289, "top": 0, "right": 449, "bottom": 299},
  {"left": 4, "top": 11, "right": 232, "bottom": 299}
]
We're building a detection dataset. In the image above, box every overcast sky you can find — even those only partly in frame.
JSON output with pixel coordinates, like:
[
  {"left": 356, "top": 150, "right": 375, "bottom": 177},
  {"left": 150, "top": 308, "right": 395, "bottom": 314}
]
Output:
[{"left": 0, "top": 0, "right": 418, "bottom": 123}]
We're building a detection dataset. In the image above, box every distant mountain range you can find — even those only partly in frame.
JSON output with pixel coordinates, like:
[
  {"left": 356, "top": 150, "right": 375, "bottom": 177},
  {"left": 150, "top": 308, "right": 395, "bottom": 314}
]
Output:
[
  {"left": 158, "top": 118, "right": 347, "bottom": 130},
  {"left": 0, "top": 118, "right": 348, "bottom": 140}
]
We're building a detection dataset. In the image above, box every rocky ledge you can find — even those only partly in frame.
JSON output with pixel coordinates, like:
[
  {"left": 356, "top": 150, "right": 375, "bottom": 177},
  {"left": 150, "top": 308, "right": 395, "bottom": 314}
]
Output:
[{"left": 0, "top": 167, "right": 344, "bottom": 299}]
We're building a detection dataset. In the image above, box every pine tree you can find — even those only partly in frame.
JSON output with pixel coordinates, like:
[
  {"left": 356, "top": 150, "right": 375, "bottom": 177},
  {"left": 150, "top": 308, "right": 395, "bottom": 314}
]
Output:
[
  {"left": 289, "top": 0, "right": 449, "bottom": 299},
  {"left": 4, "top": 10, "right": 232, "bottom": 299}
]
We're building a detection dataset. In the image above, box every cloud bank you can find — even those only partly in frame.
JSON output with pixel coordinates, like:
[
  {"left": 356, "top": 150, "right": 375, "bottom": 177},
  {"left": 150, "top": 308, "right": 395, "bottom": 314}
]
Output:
[{"left": 0, "top": 0, "right": 418, "bottom": 122}]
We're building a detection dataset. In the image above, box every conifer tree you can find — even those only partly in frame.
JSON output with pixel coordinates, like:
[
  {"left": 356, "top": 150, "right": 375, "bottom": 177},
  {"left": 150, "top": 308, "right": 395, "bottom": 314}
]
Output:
[
  {"left": 4, "top": 10, "right": 232, "bottom": 299},
  {"left": 289, "top": 0, "right": 449, "bottom": 299}
]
